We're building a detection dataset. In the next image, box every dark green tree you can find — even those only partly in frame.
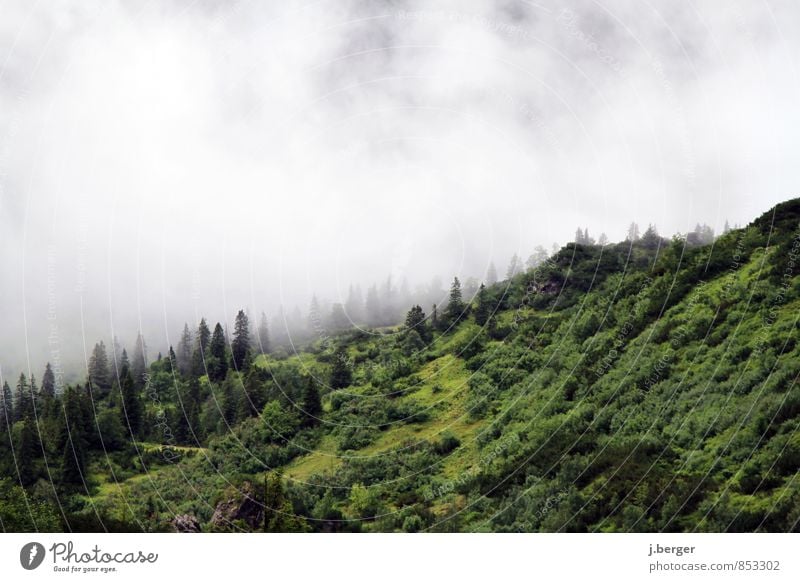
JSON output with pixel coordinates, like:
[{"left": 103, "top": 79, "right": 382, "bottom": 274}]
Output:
[
  {"left": 300, "top": 377, "right": 322, "bottom": 427},
  {"left": 14, "top": 373, "right": 33, "bottom": 422},
  {"left": 329, "top": 345, "right": 352, "bottom": 389},
  {"left": 238, "top": 369, "right": 267, "bottom": 421},
  {"left": 231, "top": 310, "right": 251, "bottom": 371},
  {"left": 404, "top": 304, "right": 430, "bottom": 342},
  {"left": 257, "top": 312, "right": 271, "bottom": 354},
  {"left": 474, "top": 283, "right": 490, "bottom": 326},
  {"left": 41, "top": 362, "right": 56, "bottom": 399},
  {"left": 88, "top": 341, "right": 111, "bottom": 394},
  {"left": 208, "top": 322, "right": 229, "bottom": 382},
  {"left": 443, "top": 277, "right": 465, "bottom": 328},
  {"left": 177, "top": 323, "right": 193, "bottom": 376},
  {"left": 0, "top": 381, "right": 13, "bottom": 432},
  {"left": 132, "top": 332, "right": 148, "bottom": 389},
  {"left": 18, "top": 418, "right": 38, "bottom": 486},
  {"left": 119, "top": 357, "right": 142, "bottom": 438},
  {"left": 191, "top": 319, "right": 211, "bottom": 377},
  {"left": 61, "top": 422, "right": 87, "bottom": 486}
]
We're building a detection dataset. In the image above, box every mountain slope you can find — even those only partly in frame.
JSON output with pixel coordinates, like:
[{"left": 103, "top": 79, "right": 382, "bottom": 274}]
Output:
[{"left": 23, "top": 199, "right": 800, "bottom": 532}]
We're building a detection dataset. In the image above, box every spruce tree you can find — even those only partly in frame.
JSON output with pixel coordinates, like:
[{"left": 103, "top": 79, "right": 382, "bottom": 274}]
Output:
[
  {"left": 329, "top": 346, "right": 352, "bottom": 389},
  {"left": 119, "top": 359, "right": 142, "bottom": 438},
  {"left": 0, "top": 381, "right": 13, "bottom": 432},
  {"left": 41, "top": 362, "right": 56, "bottom": 399},
  {"left": 18, "top": 418, "right": 38, "bottom": 486},
  {"left": 177, "top": 323, "right": 193, "bottom": 376},
  {"left": 486, "top": 263, "right": 498, "bottom": 285},
  {"left": 231, "top": 310, "right": 251, "bottom": 371},
  {"left": 443, "top": 277, "right": 465, "bottom": 328},
  {"left": 238, "top": 369, "right": 267, "bottom": 421},
  {"left": 132, "top": 332, "right": 148, "bottom": 389},
  {"left": 208, "top": 323, "right": 228, "bottom": 382},
  {"left": 257, "top": 312, "right": 271, "bottom": 355},
  {"left": 474, "top": 283, "right": 489, "bottom": 326},
  {"left": 404, "top": 305, "right": 430, "bottom": 342},
  {"left": 14, "top": 373, "right": 32, "bottom": 422},
  {"left": 88, "top": 341, "right": 111, "bottom": 394},
  {"left": 61, "top": 422, "right": 87, "bottom": 486},
  {"left": 301, "top": 377, "right": 322, "bottom": 427}
]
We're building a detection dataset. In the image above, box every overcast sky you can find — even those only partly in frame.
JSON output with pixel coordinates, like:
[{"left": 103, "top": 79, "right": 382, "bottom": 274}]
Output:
[{"left": 1, "top": 0, "right": 799, "bottom": 380}]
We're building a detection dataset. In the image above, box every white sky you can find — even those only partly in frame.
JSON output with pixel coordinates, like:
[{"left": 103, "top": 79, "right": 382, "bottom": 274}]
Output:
[{"left": 1, "top": 0, "right": 799, "bottom": 378}]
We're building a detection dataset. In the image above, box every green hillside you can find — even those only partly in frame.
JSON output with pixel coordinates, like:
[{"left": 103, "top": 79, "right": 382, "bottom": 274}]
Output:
[{"left": 2, "top": 199, "right": 800, "bottom": 532}]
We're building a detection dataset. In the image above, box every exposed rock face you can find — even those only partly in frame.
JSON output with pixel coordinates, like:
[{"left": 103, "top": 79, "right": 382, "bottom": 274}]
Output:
[
  {"left": 210, "top": 482, "right": 264, "bottom": 530},
  {"left": 172, "top": 514, "right": 201, "bottom": 533}
]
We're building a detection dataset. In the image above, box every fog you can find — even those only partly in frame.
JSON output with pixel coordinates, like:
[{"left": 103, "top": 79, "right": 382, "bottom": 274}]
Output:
[{"left": 1, "top": 0, "right": 799, "bottom": 382}]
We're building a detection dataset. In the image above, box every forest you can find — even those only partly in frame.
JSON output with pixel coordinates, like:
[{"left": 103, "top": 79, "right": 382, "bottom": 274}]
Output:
[{"left": 1, "top": 199, "right": 799, "bottom": 533}]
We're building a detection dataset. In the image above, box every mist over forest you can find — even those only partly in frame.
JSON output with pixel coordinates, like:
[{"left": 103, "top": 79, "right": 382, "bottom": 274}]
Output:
[{"left": 2, "top": 0, "right": 799, "bottom": 384}]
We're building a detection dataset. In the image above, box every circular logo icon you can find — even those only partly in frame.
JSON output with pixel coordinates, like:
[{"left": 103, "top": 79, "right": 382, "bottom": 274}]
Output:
[{"left": 20, "top": 542, "right": 46, "bottom": 570}]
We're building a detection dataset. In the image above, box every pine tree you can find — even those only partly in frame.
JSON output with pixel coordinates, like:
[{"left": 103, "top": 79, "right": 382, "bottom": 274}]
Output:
[
  {"left": 257, "top": 312, "right": 271, "bottom": 354},
  {"left": 431, "top": 303, "right": 438, "bottom": 329},
  {"left": 208, "top": 323, "right": 228, "bottom": 382},
  {"left": 41, "top": 362, "right": 56, "bottom": 399},
  {"left": 89, "top": 341, "right": 111, "bottom": 394},
  {"left": 119, "top": 359, "right": 142, "bottom": 438},
  {"left": 14, "top": 373, "right": 32, "bottom": 422},
  {"left": 167, "top": 346, "right": 178, "bottom": 374},
  {"left": 474, "top": 283, "right": 490, "bottom": 326},
  {"left": 177, "top": 323, "right": 193, "bottom": 375},
  {"left": 132, "top": 332, "right": 148, "bottom": 389},
  {"left": 191, "top": 319, "right": 211, "bottom": 377},
  {"left": 61, "top": 422, "right": 87, "bottom": 486},
  {"left": 506, "top": 254, "right": 521, "bottom": 279},
  {"left": 329, "top": 303, "right": 350, "bottom": 331},
  {"left": 626, "top": 222, "right": 641, "bottom": 242},
  {"left": 486, "top": 262, "right": 498, "bottom": 285},
  {"left": 18, "top": 418, "right": 38, "bottom": 486},
  {"left": 238, "top": 369, "right": 267, "bottom": 420},
  {"left": 444, "top": 277, "right": 465, "bottom": 328},
  {"left": 0, "top": 381, "right": 13, "bottom": 433},
  {"left": 404, "top": 305, "right": 429, "bottom": 342},
  {"left": 640, "top": 224, "right": 661, "bottom": 249},
  {"left": 231, "top": 310, "right": 251, "bottom": 371},
  {"left": 300, "top": 377, "right": 322, "bottom": 427},
  {"left": 329, "top": 346, "right": 352, "bottom": 390}
]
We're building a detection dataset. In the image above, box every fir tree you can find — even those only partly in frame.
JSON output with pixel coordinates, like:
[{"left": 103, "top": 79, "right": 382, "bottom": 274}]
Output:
[
  {"left": 18, "top": 418, "right": 38, "bottom": 486},
  {"left": 132, "top": 332, "right": 148, "bottom": 389},
  {"left": 443, "top": 277, "right": 465, "bottom": 328},
  {"left": 89, "top": 341, "right": 111, "bottom": 394},
  {"left": 486, "top": 262, "right": 498, "bottom": 285},
  {"left": 14, "top": 373, "right": 32, "bottom": 422},
  {"left": 119, "top": 358, "right": 142, "bottom": 438},
  {"left": 329, "top": 346, "right": 352, "bottom": 389},
  {"left": 404, "top": 305, "right": 430, "bottom": 342},
  {"left": 208, "top": 323, "right": 228, "bottom": 382},
  {"left": 257, "top": 312, "right": 271, "bottom": 354},
  {"left": 177, "top": 323, "right": 193, "bottom": 376},
  {"left": 61, "top": 422, "right": 87, "bottom": 486},
  {"left": 231, "top": 310, "right": 251, "bottom": 371},
  {"left": 41, "top": 362, "right": 56, "bottom": 399},
  {"left": 301, "top": 377, "right": 322, "bottom": 427},
  {"left": 474, "top": 283, "right": 490, "bottom": 326},
  {"left": 0, "top": 381, "right": 13, "bottom": 432}
]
